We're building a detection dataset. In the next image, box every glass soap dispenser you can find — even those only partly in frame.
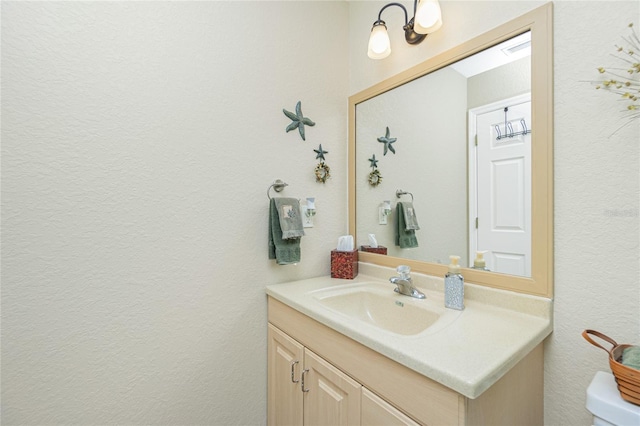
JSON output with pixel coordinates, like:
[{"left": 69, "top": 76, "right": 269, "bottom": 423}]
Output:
[{"left": 444, "top": 255, "right": 465, "bottom": 310}]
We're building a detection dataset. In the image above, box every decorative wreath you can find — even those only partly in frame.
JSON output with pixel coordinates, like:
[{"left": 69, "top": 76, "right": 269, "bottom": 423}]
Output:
[
  {"left": 315, "top": 162, "right": 331, "bottom": 184},
  {"left": 368, "top": 169, "right": 382, "bottom": 187}
]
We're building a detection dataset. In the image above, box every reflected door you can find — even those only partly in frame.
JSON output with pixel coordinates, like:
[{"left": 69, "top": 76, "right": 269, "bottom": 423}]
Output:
[{"left": 474, "top": 97, "right": 531, "bottom": 276}]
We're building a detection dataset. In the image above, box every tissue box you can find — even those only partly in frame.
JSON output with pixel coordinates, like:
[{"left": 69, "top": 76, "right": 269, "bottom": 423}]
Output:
[
  {"left": 331, "top": 249, "right": 358, "bottom": 279},
  {"left": 360, "top": 245, "right": 387, "bottom": 255}
]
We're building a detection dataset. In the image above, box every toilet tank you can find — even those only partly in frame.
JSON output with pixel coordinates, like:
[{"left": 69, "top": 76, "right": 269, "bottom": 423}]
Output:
[{"left": 586, "top": 371, "right": 640, "bottom": 426}]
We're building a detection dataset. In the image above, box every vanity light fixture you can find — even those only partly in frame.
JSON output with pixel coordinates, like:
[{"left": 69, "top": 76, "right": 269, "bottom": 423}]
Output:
[{"left": 367, "top": 0, "right": 443, "bottom": 59}]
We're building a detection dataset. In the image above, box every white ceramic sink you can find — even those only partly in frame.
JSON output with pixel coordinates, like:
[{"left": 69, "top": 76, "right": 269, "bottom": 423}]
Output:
[{"left": 311, "top": 282, "right": 460, "bottom": 336}]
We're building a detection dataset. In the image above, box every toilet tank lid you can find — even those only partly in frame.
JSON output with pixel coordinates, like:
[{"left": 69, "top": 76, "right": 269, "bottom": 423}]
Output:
[{"left": 586, "top": 371, "right": 640, "bottom": 425}]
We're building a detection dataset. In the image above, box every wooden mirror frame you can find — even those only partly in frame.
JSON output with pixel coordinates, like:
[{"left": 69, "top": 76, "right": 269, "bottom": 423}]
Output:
[{"left": 348, "top": 4, "right": 553, "bottom": 298}]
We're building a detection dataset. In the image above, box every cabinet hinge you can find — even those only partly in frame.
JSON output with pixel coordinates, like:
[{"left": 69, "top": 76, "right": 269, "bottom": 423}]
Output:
[
  {"left": 475, "top": 135, "right": 478, "bottom": 146},
  {"left": 475, "top": 217, "right": 478, "bottom": 229}
]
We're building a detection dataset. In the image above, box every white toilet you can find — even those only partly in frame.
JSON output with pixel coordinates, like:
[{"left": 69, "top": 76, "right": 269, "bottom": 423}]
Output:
[{"left": 586, "top": 371, "right": 640, "bottom": 425}]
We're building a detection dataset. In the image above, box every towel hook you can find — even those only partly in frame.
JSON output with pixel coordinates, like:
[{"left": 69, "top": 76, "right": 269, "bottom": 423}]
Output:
[
  {"left": 396, "top": 189, "right": 414, "bottom": 202},
  {"left": 495, "top": 107, "right": 532, "bottom": 141},
  {"left": 267, "top": 179, "right": 289, "bottom": 200}
]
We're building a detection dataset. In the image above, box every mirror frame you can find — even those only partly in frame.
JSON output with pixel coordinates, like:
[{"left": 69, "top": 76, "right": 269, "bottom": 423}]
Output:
[{"left": 349, "top": 3, "right": 553, "bottom": 298}]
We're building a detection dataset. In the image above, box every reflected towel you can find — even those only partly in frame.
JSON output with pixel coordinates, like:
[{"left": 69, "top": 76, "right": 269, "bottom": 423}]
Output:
[
  {"left": 395, "top": 202, "right": 419, "bottom": 249},
  {"left": 400, "top": 202, "right": 420, "bottom": 230},
  {"left": 269, "top": 198, "right": 302, "bottom": 265}
]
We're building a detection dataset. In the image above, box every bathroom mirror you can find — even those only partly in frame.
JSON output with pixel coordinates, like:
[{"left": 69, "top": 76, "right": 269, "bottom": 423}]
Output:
[{"left": 349, "top": 4, "right": 553, "bottom": 297}]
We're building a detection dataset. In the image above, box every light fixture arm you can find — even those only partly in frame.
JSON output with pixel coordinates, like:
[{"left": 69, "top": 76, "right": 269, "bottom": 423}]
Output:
[
  {"left": 375, "top": 2, "right": 410, "bottom": 26},
  {"left": 373, "top": 0, "right": 426, "bottom": 46}
]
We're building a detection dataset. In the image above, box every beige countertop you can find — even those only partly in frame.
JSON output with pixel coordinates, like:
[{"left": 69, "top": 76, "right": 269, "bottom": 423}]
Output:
[{"left": 266, "top": 262, "right": 553, "bottom": 399}]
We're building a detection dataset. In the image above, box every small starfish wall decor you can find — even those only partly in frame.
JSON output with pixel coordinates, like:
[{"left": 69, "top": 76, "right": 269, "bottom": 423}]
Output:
[
  {"left": 377, "top": 126, "right": 397, "bottom": 155},
  {"left": 368, "top": 154, "right": 378, "bottom": 168},
  {"left": 313, "top": 144, "right": 330, "bottom": 184},
  {"left": 314, "top": 144, "right": 328, "bottom": 161},
  {"left": 367, "top": 154, "right": 382, "bottom": 187},
  {"left": 283, "top": 101, "right": 315, "bottom": 141}
]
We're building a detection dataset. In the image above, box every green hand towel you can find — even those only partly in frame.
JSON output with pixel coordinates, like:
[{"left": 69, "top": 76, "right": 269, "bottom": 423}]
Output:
[
  {"left": 269, "top": 198, "right": 301, "bottom": 265},
  {"left": 395, "top": 203, "right": 419, "bottom": 249},
  {"left": 273, "top": 197, "right": 305, "bottom": 239},
  {"left": 400, "top": 201, "right": 420, "bottom": 230}
]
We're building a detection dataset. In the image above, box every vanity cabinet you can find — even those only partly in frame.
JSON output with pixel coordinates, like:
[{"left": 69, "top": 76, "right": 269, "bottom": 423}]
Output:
[
  {"left": 267, "top": 296, "right": 543, "bottom": 426},
  {"left": 268, "top": 324, "right": 417, "bottom": 426}
]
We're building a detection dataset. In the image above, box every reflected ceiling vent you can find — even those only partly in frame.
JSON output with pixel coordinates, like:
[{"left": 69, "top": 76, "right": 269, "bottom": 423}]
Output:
[
  {"left": 502, "top": 39, "right": 531, "bottom": 56},
  {"left": 449, "top": 31, "right": 531, "bottom": 78}
]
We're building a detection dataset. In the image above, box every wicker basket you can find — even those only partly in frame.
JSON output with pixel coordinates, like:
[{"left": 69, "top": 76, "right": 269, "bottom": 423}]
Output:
[{"left": 583, "top": 329, "right": 640, "bottom": 406}]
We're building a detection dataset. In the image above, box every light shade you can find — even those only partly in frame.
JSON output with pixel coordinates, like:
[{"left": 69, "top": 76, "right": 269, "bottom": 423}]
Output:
[
  {"left": 414, "top": 0, "right": 443, "bottom": 34},
  {"left": 368, "top": 22, "right": 391, "bottom": 59}
]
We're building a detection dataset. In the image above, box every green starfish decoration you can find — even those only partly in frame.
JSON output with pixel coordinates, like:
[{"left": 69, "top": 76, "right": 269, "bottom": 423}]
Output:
[
  {"left": 314, "top": 144, "right": 328, "bottom": 161},
  {"left": 377, "top": 126, "right": 397, "bottom": 155},
  {"left": 283, "top": 101, "right": 316, "bottom": 141},
  {"left": 368, "top": 154, "right": 378, "bottom": 168}
]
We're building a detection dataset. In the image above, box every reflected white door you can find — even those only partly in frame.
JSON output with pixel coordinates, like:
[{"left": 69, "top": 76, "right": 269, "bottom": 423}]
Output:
[{"left": 471, "top": 96, "right": 531, "bottom": 276}]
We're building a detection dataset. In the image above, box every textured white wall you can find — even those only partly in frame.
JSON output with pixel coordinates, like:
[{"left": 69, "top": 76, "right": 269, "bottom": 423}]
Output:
[
  {"left": 349, "top": 1, "right": 639, "bottom": 425},
  {"left": 548, "top": 2, "right": 639, "bottom": 424},
  {"left": 1, "top": 1, "right": 348, "bottom": 424},
  {"left": 3, "top": 1, "right": 639, "bottom": 425}
]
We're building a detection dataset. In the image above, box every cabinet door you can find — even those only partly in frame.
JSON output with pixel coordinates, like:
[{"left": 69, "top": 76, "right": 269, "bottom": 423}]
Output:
[
  {"left": 302, "top": 349, "right": 361, "bottom": 426},
  {"left": 361, "top": 387, "right": 419, "bottom": 426},
  {"left": 268, "top": 324, "right": 304, "bottom": 426}
]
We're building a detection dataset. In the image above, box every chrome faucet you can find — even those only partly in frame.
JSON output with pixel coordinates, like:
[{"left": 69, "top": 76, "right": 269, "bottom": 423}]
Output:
[{"left": 389, "top": 265, "right": 425, "bottom": 299}]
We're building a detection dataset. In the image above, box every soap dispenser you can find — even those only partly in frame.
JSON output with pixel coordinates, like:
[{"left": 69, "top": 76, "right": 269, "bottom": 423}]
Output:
[
  {"left": 472, "top": 251, "right": 489, "bottom": 271},
  {"left": 444, "top": 255, "right": 464, "bottom": 310}
]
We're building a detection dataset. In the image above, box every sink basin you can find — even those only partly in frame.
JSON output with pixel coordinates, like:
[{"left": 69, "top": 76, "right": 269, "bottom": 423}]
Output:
[{"left": 312, "top": 283, "right": 458, "bottom": 336}]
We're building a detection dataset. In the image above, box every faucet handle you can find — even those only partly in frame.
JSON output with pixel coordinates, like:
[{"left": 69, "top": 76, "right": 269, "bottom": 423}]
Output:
[{"left": 396, "top": 265, "right": 411, "bottom": 279}]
